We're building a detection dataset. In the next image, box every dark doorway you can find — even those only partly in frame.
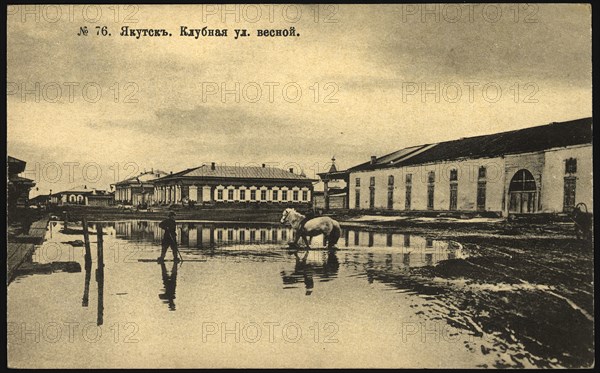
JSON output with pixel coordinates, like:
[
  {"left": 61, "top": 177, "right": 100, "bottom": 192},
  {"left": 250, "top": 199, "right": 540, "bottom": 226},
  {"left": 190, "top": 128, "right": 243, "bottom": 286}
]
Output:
[{"left": 508, "top": 169, "right": 537, "bottom": 213}]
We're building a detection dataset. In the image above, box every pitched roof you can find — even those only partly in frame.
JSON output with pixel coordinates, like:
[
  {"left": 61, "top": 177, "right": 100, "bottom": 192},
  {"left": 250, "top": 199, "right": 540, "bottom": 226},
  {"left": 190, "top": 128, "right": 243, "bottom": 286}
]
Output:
[
  {"left": 351, "top": 117, "right": 592, "bottom": 172},
  {"left": 114, "top": 170, "right": 170, "bottom": 185},
  {"left": 56, "top": 185, "right": 109, "bottom": 195},
  {"left": 156, "top": 164, "right": 314, "bottom": 182}
]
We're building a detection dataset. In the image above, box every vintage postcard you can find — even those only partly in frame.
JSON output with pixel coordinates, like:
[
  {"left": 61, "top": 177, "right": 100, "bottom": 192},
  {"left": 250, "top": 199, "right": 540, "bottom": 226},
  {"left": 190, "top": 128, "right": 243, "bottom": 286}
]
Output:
[{"left": 7, "top": 3, "right": 593, "bottom": 368}]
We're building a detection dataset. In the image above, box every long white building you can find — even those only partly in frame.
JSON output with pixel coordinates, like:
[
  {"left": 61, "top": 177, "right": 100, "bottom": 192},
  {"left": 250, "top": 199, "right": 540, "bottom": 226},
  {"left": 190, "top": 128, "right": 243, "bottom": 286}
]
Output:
[
  {"left": 339, "top": 117, "right": 592, "bottom": 215},
  {"left": 152, "top": 163, "right": 315, "bottom": 206}
]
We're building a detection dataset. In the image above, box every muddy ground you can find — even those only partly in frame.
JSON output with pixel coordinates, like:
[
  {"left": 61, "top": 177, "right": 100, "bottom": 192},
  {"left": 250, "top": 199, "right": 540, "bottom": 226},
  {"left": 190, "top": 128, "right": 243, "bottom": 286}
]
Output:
[{"left": 344, "top": 220, "right": 594, "bottom": 368}]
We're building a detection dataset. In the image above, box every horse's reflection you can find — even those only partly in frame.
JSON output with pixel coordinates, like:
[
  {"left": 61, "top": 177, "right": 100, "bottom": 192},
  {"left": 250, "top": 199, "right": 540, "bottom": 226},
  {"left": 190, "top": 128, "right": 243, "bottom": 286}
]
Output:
[
  {"left": 159, "top": 261, "right": 178, "bottom": 311},
  {"left": 281, "top": 250, "right": 339, "bottom": 296}
]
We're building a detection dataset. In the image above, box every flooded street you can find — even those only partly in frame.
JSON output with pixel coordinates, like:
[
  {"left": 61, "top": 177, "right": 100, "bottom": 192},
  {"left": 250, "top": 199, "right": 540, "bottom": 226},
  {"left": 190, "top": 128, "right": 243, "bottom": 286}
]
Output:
[{"left": 7, "top": 220, "right": 585, "bottom": 368}]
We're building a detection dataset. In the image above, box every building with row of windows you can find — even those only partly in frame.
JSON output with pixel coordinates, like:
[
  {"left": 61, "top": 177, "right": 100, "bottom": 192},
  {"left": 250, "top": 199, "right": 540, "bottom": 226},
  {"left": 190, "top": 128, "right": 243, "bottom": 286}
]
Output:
[
  {"left": 112, "top": 169, "right": 169, "bottom": 205},
  {"left": 323, "top": 117, "right": 592, "bottom": 215},
  {"left": 151, "top": 163, "right": 315, "bottom": 206},
  {"left": 50, "top": 185, "right": 114, "bottom": 206}
]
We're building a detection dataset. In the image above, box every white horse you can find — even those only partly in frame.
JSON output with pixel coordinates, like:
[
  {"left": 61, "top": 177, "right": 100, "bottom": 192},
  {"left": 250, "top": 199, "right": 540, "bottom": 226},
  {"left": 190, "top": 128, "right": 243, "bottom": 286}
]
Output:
[{"left": 280, "top": 208, "right": 341, "bottom": 250}]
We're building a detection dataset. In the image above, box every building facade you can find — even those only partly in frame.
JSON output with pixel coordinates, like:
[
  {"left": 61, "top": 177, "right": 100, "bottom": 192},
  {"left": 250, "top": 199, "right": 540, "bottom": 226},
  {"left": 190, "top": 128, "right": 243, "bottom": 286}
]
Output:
[
  {"left": 7, "top": 156, "right": 35, "bottom": 210},
  {"left": 345, "top": 118, "right": 592, "bottom": 215},
  {"left": 50, "top": 185, "right": 114, "bottom": 206},
  {"left": 113, "top": 170, "right": 169, "bottom": 205},
  {"left": 152, "top": 163, "right": 315, "bottom": 206}
]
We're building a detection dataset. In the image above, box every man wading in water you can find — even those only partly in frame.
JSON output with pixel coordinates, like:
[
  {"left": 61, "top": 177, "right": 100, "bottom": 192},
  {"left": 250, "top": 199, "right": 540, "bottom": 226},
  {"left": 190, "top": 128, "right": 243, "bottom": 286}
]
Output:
[{"left": 158, "top": 211, "right": 180, "bottom": 262}]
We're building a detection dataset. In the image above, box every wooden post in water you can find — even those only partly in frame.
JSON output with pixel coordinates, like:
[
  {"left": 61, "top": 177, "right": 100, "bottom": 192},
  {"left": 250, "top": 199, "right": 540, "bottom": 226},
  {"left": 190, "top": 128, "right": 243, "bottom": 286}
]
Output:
[
  {"left": 63, "top": 211, "right": 68, "bottom": 231},
  {"left": 82, "top": 217, "right": 92, "bottom": 265},
  {"left": 81, "top": 216, "right": 92, "bottom": 307},
  {"left": 96, "top": 224, "right": 105, "bottom": 326}
]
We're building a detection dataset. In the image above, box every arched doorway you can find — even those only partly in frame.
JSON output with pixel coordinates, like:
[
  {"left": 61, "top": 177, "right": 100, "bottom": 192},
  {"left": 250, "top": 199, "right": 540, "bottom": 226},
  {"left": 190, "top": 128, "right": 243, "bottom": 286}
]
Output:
[{"left": 508, "top": 169, "right": 537, "bottom": 213}]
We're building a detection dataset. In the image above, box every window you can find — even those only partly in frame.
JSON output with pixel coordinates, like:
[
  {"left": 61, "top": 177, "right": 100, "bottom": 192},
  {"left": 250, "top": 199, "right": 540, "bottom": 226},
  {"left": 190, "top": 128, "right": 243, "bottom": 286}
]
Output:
[
  {"left": 449, "top": 184, "right": 458, "bottom": 210},
  {"left": 272, "top": 190, "right": 278, "bottom": 201},
  {"left": 261, "top": 190, "right": 267, "bottom": 201},
  {"left": 228, "top": 189, "right": 234, "bottom": 200},
  {"left": 260, "top": 230, "right": 267, "bottom": 242},
  {"left": 240, "top": 189, "right": 246, "bottom": 200},
  {"left": 405, "top": 175, "right": 412, "bottom": 210},
  {"left": 387, "top": 175, "right": 395, "bottom": 209},
  {"left": 369, "top": 186, "right": 375, "bottom": 209},
  {"left": 449, "top": 169, "right": 458, "bottom": 210},
  {"left": 217, "top": 230, "right": 223, "bottom": 242},
  {"left": 563, "top": 177, "right": 577, "bottom": 212},
  {"left": 217, "top": 189, "right": 223, "bottom": 200},
  {"left": 405, "top": 185, "right": 412, "bottom": 210},
  {"left": 428, "top": 171, "right": 435, "bottom": 184},
  {"left": 477, "top": 181, "right": 486, "bottom": 211},
  {"left": 355, "top": 178, "right": 361, "bottom": 187},
  {"left": 565, "top": 158, "right": 577, "bottom": 174},
  {"left": 282, "top": 190, "right": 288, "bottom": 201},
  {"left": 427, "top": 185, "right": 434, "bottom": 210},
  {"left": 355, "top": 190, "right": 361, "bottom": 209},
  {"left": 250, "top": 230, "right": 256, "bottom": 242},
  {"left": 478, "top": 166, "right": 487, "bottom": 179},
  {"left": 403, "top": 234, "right": 410, "bottom": 247},
  {"left": 427, "top": 171, "right": 435, "bottom": 210},
  {"left": 227, "top": 230, "right": 234, "bottom": 241},
  {"left": 250, "top": 190, "right": 256, "bottom": 200},
  {"left": 302, "top": 190, "right": 308, "bottom": 201},
  {"left": 239, "top": 231, "right": 246, "bottom": 241},
  {"left": 370, "top": 176, "right": 376, "bottom": 186},
  {"left": 281, "top": 230, "right": 287, "bottom": 240},
  {"left": 293, "top": 190, "right": 299, "bottom": 201}
]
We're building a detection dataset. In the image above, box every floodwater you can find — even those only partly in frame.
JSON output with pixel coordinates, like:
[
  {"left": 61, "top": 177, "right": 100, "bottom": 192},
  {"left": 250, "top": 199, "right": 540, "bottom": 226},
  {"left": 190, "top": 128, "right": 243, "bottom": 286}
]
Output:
[{"left": 8, "top": 220, "right": 536, "bottom": 368}]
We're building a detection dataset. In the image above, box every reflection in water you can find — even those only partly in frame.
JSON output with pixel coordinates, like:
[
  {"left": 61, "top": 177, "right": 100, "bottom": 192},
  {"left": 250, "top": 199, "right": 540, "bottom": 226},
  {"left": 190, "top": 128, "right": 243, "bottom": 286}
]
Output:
[
  {"left": 281, "top": 250, "right": 340, "bottom": 295},
  {"left": 96, "top": 225, "right": 105, "bottom": 326},
  {"left": 159, "top": 262, "right": 178, "bottom": 311},
  {"left": 113, "top": 220, "right": 295, "bottom": 249},
  {"left": 82, "top": 259, "right": 91, "bottom": 307}
]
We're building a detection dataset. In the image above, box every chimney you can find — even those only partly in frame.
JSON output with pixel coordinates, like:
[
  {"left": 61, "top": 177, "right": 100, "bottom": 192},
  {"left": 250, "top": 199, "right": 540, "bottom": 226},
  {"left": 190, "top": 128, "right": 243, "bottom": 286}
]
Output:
[
  {"left": 289, "top": 168, "right": 294, "bottom": 173},
  {"left": 370, "top": 156, "right": 377, "bottom": 165},
  {"left": 262, "top": 163, "right": 266, "bottom": 168},
  {"left": 211, "top": 162, "right": 216, "bottom": 170}
]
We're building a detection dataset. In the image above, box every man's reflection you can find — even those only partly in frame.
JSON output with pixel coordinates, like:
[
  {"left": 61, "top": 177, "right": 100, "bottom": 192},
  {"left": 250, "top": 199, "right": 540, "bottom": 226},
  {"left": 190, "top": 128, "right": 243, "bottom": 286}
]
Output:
[{"left": 159, "top": 261, "right": 178, "bottom": 311}]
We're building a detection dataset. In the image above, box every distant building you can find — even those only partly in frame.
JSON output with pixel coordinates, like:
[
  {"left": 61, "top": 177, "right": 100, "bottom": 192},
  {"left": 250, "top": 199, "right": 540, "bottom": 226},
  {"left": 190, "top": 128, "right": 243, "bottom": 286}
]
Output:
[
  {"left": 7, "top": 156, "right": 35, "bottom": 209},
  {"left": 317, "top": 157, "right": 349, "bottom": 210},
  {"left": 152, "top": 163, "right": 316, "bottom": 206},
  {"left": 324, "top": 117, "right": 592, "bottom": 215},
  {"left": 30, "top": 194, "right": 51, "bottom": 206},
  {"left": 50, "top": 185, "right": 114, "bottom": 206},
  {"left": 112, "top": 169, "right": 169, "bottom": 205},
  {"left": 313, "top": 189, "right": 347, "bottom": 210}
]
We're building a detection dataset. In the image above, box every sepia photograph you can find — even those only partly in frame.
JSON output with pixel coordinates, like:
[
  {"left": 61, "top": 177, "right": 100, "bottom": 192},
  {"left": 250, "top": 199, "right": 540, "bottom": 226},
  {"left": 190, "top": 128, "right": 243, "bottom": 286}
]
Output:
[{"left": 6, "top": 3, "right": 593, "bottom": 368}]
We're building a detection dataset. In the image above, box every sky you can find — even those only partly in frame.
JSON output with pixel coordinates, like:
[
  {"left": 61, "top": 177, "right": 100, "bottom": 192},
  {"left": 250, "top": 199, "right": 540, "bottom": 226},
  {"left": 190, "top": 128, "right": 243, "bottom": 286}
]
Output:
[{"left": 7, "top": 4, "right": 592, "bottom": 196}]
